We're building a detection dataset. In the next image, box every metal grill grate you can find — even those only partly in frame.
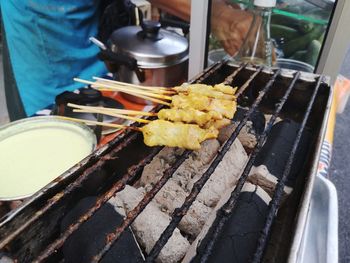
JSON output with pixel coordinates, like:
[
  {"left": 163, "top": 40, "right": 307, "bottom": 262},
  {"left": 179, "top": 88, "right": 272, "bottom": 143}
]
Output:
[{"left": 0, "top": 62, "right": 330, "bottom": 263}]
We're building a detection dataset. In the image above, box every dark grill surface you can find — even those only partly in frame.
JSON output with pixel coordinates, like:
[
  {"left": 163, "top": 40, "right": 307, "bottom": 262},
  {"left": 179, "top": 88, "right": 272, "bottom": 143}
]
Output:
[{"left": 0, "top": 62, "right": 331, "bottom": 263}]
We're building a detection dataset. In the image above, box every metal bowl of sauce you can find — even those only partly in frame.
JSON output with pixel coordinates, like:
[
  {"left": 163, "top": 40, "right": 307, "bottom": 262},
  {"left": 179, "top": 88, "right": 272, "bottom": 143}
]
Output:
[{"left": 0, "top": 116, "right": 96, "bottom": 201}]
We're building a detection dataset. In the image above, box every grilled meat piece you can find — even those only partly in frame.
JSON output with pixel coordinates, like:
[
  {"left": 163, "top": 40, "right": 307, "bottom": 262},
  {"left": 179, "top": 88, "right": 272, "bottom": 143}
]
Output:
[
  {"left": 158, "top": 108, "right": 223, "bottom": 127},
  {"left": 171, "top": 93, "right": 236, "bottom": 119},
  {"left": 142, "top": 120, "right": 219, "bottom": 150},
  {"left": 203, "top": 118, "right": 231, "bottom": 130},
  {"left": 174, "top": 84, "right": 236, "bottom": 100}
]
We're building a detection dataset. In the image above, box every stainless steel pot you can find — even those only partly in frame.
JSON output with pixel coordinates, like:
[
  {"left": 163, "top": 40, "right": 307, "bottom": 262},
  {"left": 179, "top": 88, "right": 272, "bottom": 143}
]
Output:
[{"left": 101, "top": 21, "right": 189, "bottom": 104}]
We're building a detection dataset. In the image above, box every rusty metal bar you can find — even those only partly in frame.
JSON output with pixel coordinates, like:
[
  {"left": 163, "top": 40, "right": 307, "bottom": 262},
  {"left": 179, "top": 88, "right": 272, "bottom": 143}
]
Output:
[
  {"left": 198, "top": 71, "right": 302, "bottom": 263},
  {"left": 251, "top": 76, "right": 323, "bottom": 263},
  {"left": 193, "top": 59, "right": 229, "bottom": 83},
  {"left": 145, "top": 69, "right": 283, "bottom": 262},
  {"left": 33, "top": 146, "right": 163, "bottom": 262},
  {"left": 0, "top": 132, "right": 139, "bottom": 249},
  {"left": 235, "top": 65, "right": 264, "bottom": 97},
  {"left": 222, "top": 63, "right": 247, "bottom": 85}
]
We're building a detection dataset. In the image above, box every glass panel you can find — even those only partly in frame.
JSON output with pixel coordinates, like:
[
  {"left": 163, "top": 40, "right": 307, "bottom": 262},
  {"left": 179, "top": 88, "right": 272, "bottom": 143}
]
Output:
[{"left": 208, "top": 0, "right": 336, "bottom": 71}]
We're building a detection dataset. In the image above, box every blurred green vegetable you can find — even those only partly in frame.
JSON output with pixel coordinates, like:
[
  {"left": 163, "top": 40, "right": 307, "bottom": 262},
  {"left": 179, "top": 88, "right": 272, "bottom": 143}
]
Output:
[
  {"left": 298, "top": 21, "right": 314, "bottom": 34},
  {"left": 283, "top": 26, "right": 323, "bottom": 57},
  {"left": 305, "top": 40, "right": 322, "bottom": 66},
  {"left": 290, "top": 50, "right": 307, "bottom": 61},
  {"left": 271, "top": 14, "right": 305, "bottom": 31},
  {"left": 271, "top": 24, "right": 299, "bottom": 41}
]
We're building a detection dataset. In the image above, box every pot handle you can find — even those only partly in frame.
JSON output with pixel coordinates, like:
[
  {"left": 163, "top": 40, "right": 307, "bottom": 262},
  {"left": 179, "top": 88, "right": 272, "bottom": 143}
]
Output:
[
  {"left": 98, "top": 49, "right": 145, "bottom": 82},
  {"left": 141, "top": 20, "right": 162, "bottom": 40}
]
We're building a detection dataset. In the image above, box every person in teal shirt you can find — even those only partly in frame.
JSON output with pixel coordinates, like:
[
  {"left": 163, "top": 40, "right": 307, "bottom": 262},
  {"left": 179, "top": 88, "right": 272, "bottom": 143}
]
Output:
[
  {"left": 1, "top": 0, "right": 252, "bottom": 120},
  {"left": 1, "top": 1, "right": 114, "bottom": 120}
]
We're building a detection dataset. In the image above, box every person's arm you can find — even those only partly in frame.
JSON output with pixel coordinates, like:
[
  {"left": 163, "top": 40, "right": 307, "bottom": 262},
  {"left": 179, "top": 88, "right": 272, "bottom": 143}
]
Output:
[
  {"left": 211, "top": 0, "right": 253, "bottom": 55},
  {"left": 148, "top": 0, "right": 252, "bottom": 56},
  {"left": 148, "top": 0, "right": 191, "bottom": 21}
]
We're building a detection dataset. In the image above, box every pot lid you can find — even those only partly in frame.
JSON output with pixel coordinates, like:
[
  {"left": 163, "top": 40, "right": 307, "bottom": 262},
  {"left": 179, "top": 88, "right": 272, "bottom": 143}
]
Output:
[{"left": 109, "top": 21, "right": 188, "bottom": 68}]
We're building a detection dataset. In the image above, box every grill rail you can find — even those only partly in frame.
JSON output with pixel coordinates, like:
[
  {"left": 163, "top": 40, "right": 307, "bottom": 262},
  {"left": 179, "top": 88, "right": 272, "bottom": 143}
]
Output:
[{"left": 251, "top": 76, "right": 323, "bottom": 263}]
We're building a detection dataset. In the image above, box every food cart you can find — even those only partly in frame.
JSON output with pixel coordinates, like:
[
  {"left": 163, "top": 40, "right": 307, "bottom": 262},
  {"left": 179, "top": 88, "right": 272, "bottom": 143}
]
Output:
[{"left": 0, "top": 1, "right": 349, "bottom": 262}]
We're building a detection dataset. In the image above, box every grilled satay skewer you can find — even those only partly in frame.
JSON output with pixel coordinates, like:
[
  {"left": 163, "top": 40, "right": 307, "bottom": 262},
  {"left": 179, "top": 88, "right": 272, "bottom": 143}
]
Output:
[
  {"left": 74, "top": 78, "right": 236, "bottom": 118},
  {"left": 92, "top": 76, "right": 236, "bottom": 96},
  {"left": 173, "top": 84, "right": 236, "bottom": 100},
  {"left": 96, "top": 81, "right": 235, "bottom": 100},
  {"left": 60, "top": 114, "right": 219, "bottom": 150},
  {"left": 68, "top": 103, "right": 229, "bottom": 128},
  {"left": 75, "top": 78, "right": 236, "bottom": 100},
  {"left": 141, "top": 120, "right": 219, "bottom": 150},
  {"left": 74, "top": 78, "right": 173, "bottom": 99}
]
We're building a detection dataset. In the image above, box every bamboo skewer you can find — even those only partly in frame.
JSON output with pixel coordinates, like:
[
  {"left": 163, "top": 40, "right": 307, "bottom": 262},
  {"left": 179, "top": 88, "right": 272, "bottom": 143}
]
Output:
[
  {"left": 75, "top": 78, "right": 172, "bottom": 100},
  {"left": 74, "top": 77, "right": 237, "bottom": 107},
  {"left": 77, "top": 106, "right": 157, "bottom": 117},
  {"left": 95, "top": 79, "right": 176, "bottom": 95},
  {"left": 96, "top": 82, "right": 176, "bottom": 95},
  {"left": 93, "top": 77, "right": 176, "bottom": 95},
  {"left": 68, "top": 103, "right": 151, "bottom": 123},
  {"left": 74, "top": 78, "right": 171, "bottom": 106},
  {"left": 97, "top": 87, "right": 175, "bottom": 100},
  {"left": 58, "top": 116, "right": 141, "bottom": 131},
  {"left": 98, "top": 84, "right": 173, "bottom": 100},
  {"left": 73, "top": 109, "right": 151, "bottom": 123},
  {"left": 93, "top": 76, "right": 170, "bottom": 92}
]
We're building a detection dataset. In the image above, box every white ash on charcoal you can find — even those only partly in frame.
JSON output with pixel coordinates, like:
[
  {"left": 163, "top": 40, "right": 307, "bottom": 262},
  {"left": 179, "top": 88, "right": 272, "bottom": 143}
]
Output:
[
  {"left": 110, "top": 185, "right": 190, "bottom": 263},
  {"left": 247, "top": 165, "right": 293, "bottom": 197},
  {"left": 142, "top": 136, "right": 247, "bottom": 209},
  {"left": 141, "top": 138, "right": 248, "bottom": 208},
  {"left": 218, "top": 121, "right": 258, "bottom": 150},
  {"left": 140, "top": 139, "right": 223, "bottom": 238},
  {"left": 190, "top": 139, "right": 248, "bottom": 207},
  {"left": 108, "top": 136, "right": 292, "bottom": 262},
  {"left": 264, "top": 114, "right": 283, "bottom": 127},
  {"left": 140, "top": 139, "right": 221, "bottom": 191},
  {"left": 139, "top": 146, "right": 185, "bottom": 187},
  {"left": 139, "top": 138, "right": 248, "bottom": 241},
  {"left": 145, "top": 180, "right": 212, "bottom": 238},
  {"left": 217, "top": 118, "right": 293, "bottom": 199}
]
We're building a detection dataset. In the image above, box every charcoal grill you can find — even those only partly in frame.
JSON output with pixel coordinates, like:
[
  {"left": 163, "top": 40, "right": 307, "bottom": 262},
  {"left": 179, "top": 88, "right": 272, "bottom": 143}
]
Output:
[{"left": 0, "top": 61, "right": 332, "bottom": 263}]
